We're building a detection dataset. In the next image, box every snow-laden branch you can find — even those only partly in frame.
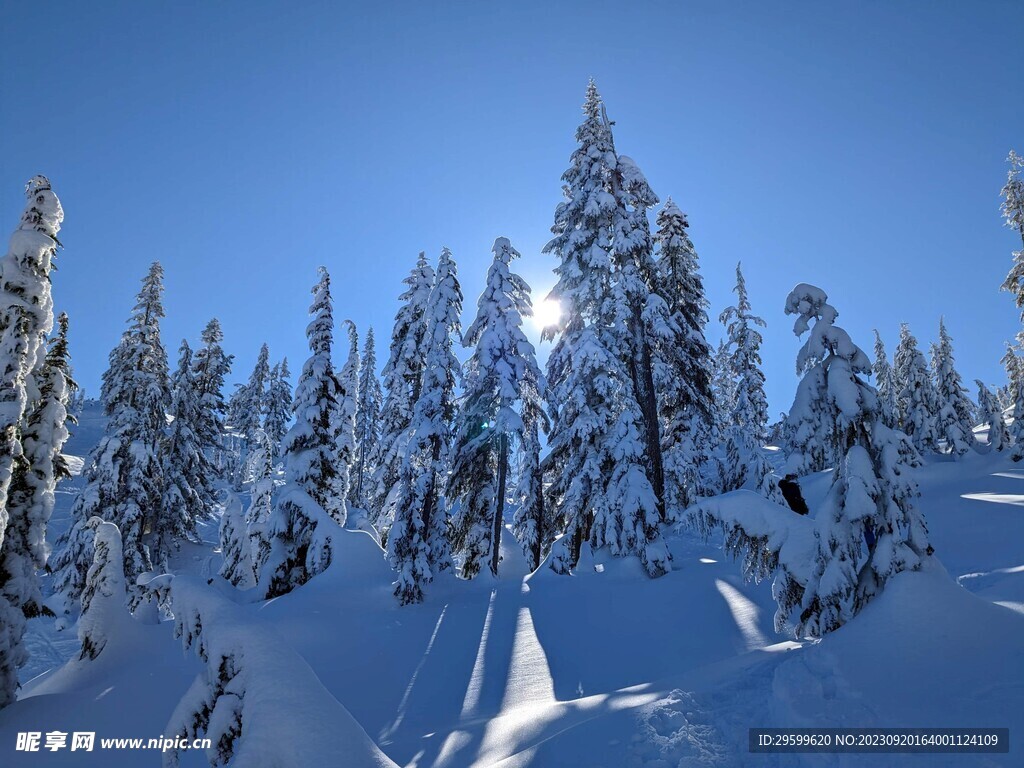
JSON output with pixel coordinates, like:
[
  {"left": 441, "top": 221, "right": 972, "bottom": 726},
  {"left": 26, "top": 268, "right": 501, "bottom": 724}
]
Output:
[{"left": 681, "top": 490, "right": 816, "bottom": 585}]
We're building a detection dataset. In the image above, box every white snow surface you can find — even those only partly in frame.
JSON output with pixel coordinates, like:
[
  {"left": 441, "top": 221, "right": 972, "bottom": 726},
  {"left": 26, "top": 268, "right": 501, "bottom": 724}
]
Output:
[{"left": 0, "top": 408, "right": 1022, "bottom": 766}]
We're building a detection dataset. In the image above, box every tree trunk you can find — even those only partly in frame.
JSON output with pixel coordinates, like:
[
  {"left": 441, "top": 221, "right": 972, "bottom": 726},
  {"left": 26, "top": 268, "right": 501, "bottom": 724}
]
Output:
[
  {"left": 532, "top": 466, "right": 544, "bottom": 571},
  {"left": 628, "top": 307, "right": 665, "bottom": 521},
  {"left": 491, "top": 432, "right": 508, "bottom": 575},
  {"left": 420, "top": 432, "right": 444, "bottom": 567}
]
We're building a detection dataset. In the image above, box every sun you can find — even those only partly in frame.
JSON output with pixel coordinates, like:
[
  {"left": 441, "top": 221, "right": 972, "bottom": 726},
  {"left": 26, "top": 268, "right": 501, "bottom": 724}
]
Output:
[{"left": 532, "top": 298, "right": 562, "bottom": 331}]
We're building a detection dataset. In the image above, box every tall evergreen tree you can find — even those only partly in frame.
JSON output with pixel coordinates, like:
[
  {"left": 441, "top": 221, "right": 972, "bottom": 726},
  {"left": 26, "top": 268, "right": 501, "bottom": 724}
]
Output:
[
  {"left": 191, "top": 319, "right": 233, "bottom": 472},
  {"left": 263, "top": 359, "right": 292, "bottom": 463},
  {"left": 894, "top": 324, "right": 940, "bottom": 453},
  {"left": 246, "top": 429, "right": 276, "bottom": 577},
  {"left": 219, "top": 494, "right": 255, "bottom": 590},
  {"left": 231, "top": 343, "right": 270, "bottom": 442},
  {"left": 719, "top": 263, "right": 773, "bottom": 495},
  {"left": 710, "top": 339, "right": 736, "bottom": 431},
  {"left": 872, "top": 330, "right": 897, "bottom": 428},
  {"left": 976, "top": 380, "right": 1008, "bottom": 452},
  {"left": 719, "top": 264, "right": 769, "bottom": 441},
  {"left": 0, "top": 177, "right": 63, "bottom": 527},
  {"left": 449, "top": 238, "right": 545, "bottom": 578},
  {"left": 245, "top": 430, "right": 275, "bottom": 527},
  {"left": 258, "top": 269, "right": 344, "bottom": 597},
  {"left": 191, "top": 319, "right": 233, "bottom": 444},
  {"left": 353, "top": 327, "right": 382, "bottom": 510},
  {"left": 0, "top": 178, "right": 65, "bottom": 707},
  {"left": 371, "top": 252, "right": 434, "bottom": 535},
  {"left": 999, "top": 150, "right": 1024, "bottom": 315},
  {"left": 388, "top": 248, "right": 461, "bottom": 604},
  {"left": 51, "top": 263, "right": 170, "bottom": 608},
  {"left": 286, "top": 269, "right": 345, "bottom": 524},
  {"left": 609, "top": 150, "right": 668, "bottom": 521},
  {"left": 541, "top": 83, "right": 669, "bottom": 577},
  {"left": 931, "top": 318, "right": 975, "bottom": 455},
  {"left": 654, "top": 199, "right": 716, "bottom": 514},
  {"left": 226, "top": 343, "right": 270, "bottom": 486},
  {"left": 513, "top": 393, "right": 549, "bottom": 572},
  {"left": 1001, "top": 341, "right": 1024, "bottom": 460},
  {"left": 156, "top": 341, "right": 216, "bottom": 567},
  {"left": 4, "top": 312, "right": 76, "bottom": 622},
  {"left": 338, "top": 321, "right": 359, "bottom": 511}
]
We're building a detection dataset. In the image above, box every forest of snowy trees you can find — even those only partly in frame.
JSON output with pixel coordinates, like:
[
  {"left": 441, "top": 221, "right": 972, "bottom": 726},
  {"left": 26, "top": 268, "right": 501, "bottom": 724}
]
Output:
[{"left": 0, "top": 84, "right": 1022, "bottom": 709}]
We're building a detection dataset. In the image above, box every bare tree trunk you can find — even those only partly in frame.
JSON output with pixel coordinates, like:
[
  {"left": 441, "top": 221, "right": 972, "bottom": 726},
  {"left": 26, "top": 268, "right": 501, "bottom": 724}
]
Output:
[{"left": 490, "top": 432, "right": 508, "bottom": 575}]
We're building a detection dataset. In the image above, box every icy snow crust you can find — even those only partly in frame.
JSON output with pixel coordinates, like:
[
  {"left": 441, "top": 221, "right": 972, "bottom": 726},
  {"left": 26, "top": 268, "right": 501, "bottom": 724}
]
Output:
[{"left": 0, "top": 405, "right": 1022, "bottom": 766}]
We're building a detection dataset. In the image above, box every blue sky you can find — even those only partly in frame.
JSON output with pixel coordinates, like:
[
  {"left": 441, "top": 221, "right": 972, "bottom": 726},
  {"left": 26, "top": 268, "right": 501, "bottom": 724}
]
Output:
[{"left": 2, "top": 1, "right": 1022, "bottom": 414}]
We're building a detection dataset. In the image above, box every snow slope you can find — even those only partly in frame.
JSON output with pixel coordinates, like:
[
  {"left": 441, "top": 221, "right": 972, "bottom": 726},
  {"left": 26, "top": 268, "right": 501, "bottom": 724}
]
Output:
[{"left": 1, "top": 425, "right": 1022, "bottom": 767}]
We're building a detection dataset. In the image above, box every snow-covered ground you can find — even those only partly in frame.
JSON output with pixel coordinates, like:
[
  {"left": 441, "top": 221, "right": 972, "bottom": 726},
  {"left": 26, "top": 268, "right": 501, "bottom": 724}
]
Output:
[{"left": 1, "top": 404, "right": 1021, "bottom": 766}]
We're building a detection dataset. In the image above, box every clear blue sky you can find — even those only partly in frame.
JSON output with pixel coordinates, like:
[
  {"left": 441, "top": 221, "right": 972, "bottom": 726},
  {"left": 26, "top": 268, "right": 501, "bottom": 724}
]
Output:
[{"left": 2, "top": 1, "right": 1022, "bottom": 415}]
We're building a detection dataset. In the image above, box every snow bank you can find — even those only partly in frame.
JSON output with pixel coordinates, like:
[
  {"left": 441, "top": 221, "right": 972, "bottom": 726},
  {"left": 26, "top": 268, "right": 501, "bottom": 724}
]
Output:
[{"left": 166, "top": 576, "right": 396, "bottom": 768}]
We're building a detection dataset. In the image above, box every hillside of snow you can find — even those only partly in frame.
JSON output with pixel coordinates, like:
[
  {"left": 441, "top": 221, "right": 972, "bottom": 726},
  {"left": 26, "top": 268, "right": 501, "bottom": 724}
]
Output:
[{"left": 0, "top": 409, "right": 1021, "bottom": 767}]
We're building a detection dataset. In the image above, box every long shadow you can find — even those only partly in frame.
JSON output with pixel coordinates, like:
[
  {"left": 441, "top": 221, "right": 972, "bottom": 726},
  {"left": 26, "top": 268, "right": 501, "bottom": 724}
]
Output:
[
  {"left": 413, "top": 583, "right": 523, "bottom": 768},
  {"left": 377, "top": 594, "right": 491, "bottom": 766}
]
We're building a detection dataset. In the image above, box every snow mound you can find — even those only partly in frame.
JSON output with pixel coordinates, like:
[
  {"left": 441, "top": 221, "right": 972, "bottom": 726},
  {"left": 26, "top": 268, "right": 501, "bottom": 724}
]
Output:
[
  {"left": 168, "top": 576, "right": 397, "bottom": 768},
  {"left": 771, "top": 562, "right": 1024, "bottom": 758}
]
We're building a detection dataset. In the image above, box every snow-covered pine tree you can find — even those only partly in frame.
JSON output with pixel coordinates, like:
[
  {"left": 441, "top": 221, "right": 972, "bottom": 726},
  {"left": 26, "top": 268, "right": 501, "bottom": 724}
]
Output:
[
  {"left": 232, "top": 343, "right": 270, "bottom": 442},
  {"left": 541, "top": 84, "right": 669, "bottom": 577},
  {"left": 281, "top": 269, "right": 344, "bottom": 524},
  {"left": 156, "top": 341, "right": 216, "bottom": 568},
  {"left": 930, "top": 318, "right": 975, "bottom": 455},
  {"left": 353, "top": 327, "right": 382, "bottom": 511},
  {"left": 388, "top": 248, "right": 461, "bottom": 603},
  {"left": 710, "top": 339, "right": 736, "bottom": 430},
  {"left": 999, "top": 150, "right": 1024, "bottom": 315},
  {"left": 246, "top": 430, "right": 275, "bottom": 574},
  {"left": 3, "top": 311, "right": 76, "bottom": 623},
  {"left": 0, "top": 177, "right": 63, "bottom": 529},
  {"left": 997, "top": 150, "right": 1024, "bottom": 456},
  {"left": 78, "top": 520, "right": 127, "bottom": 660},
  {"left": 513, "top": 392, "right": 549, "bottom": 572},
  {"left": 49, "top": 515, "right": 101, "bottom": 625},
  {"left": 608, "top": 147, "right": 669, "bottom": 522},
  {"left": 976, "top": 380, "right": 1008, "bottom": 451},
  {"left": 653, "top": 198, "right": 716, "bottom": 514},
  {"left": 720, "top": 264, "right": 769, "bottom": 443},
  {"left": 50, "top": 263, "right": 171, "bottom": 609},
  {"left": 219, "top": 494, "right": 255, "bottom": 589},
  {"left": 263, "top": 358, "right": 292, "bottom": 463},
  {"left": 449, "top": 238, "right": 545, "bottom": 578},
  {"left": 191, "top": 319, "right": 233, "bottom": 475},
  {"left": 226, "top": 343, "right": 270, "bottom": 486},
  {"left": 781, "top": 284, "right": 930, "bottom": 637},
  {"left": 1, "top": 308, "right": 73, "bottom": 708},
  {"left": 371, "top": 252, "right": 434, "bottom": 536},
  {"left": 0, "top": 178, "right": 65, "bottom": 705},
  {"left": 894, "top": 323, "right": 940, "bottom": 453},
  {"left": 872, "top": 330, "right": 897, "bottom": 428},
  {"left": 782, "top": 358, "right": 833, "bottom": 477},
  {"left": 258, "top": 269, "right": 344, "bottom": 597},
  {"left": 1001, "top": 341, "right": 1024, "bottom": 459},
  {"left": 719, "top": 263, "right": 774, "bottom": 495},
  {"left": 338, "top": 321, "right": 359, "bottom": 511}
]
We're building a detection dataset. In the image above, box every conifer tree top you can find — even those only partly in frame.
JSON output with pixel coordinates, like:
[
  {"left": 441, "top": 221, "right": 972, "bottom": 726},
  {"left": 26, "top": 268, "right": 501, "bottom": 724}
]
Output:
[{"left": 19, "top": 175, "right": 64, "bottom": 240}]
